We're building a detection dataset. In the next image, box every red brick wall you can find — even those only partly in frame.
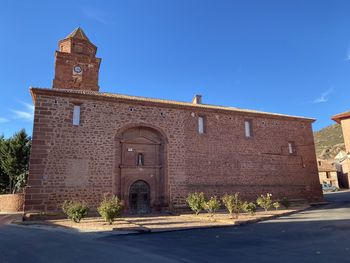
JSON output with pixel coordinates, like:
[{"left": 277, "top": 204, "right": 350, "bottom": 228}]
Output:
[
  {"left": 24, "top": 88, "right": 322, "bottom": 213},
  {"left": 53, "top": 36, "right": 101, "bottom": 92},
  {"left": 52, "top": 51, "right": 101, "bottom": 91}
]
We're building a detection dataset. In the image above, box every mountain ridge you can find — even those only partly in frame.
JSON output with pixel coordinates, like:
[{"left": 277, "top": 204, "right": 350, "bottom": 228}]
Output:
[{"left": 313, "top": 123, "right": 345, "bottom": 160}]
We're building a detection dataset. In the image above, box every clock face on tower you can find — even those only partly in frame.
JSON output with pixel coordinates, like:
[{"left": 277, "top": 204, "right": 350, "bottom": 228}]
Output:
[{"left": 73, "top": 65, "right": 82, "bottom": 74}]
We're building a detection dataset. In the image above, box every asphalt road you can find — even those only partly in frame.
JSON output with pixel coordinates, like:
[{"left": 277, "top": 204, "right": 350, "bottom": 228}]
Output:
[{"left": 1, "top": 191, "right": 350, "bottom": 263}]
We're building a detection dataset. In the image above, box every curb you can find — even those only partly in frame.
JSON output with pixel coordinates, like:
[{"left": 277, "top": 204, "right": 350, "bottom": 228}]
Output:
[
  {"left": 10, "top": 205, "right": 318, "bottom": 235},
  {"left": 310, "top": 201, "right": 332, "bottom": 206},
  {"left": 120, "top": 206, "right": 315, "bottom": 235},
  {"left": 0, "top": 214, "right": 23, "bottom": 225}
]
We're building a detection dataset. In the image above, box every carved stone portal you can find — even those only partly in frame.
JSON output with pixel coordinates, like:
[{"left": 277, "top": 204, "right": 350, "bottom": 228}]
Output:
[{"left": 119, "top": 126, "right": 167, "bottom": 214}]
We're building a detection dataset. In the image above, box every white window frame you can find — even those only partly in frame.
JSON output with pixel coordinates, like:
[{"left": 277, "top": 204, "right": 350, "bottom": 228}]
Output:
[
  {"left": 244, "top": 120, "right": 252, "bottom": 137},
  {"left": 198, "top": 116, "right": 204, "bottom": 134},
  {"left": 73, "top": 105, "right": 81, "bottom": 126},
  {"left": 288, "top": 142, "right": 294, "bottom": 154}
]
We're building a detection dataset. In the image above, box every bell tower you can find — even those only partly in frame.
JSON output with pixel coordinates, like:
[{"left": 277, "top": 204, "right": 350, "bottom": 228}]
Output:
[{"left": 52, "top": 27, "right": 101, "bottom": 91}]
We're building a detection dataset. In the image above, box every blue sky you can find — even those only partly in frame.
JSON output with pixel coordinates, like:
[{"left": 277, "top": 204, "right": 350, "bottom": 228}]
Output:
[{"left": 1, "top": 0, "right": 350, "bottom": 137}]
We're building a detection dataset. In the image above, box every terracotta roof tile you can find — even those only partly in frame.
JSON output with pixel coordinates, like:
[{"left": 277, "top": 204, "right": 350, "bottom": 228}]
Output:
[{"left": 332, "top": 110, "right": 350, "bottom": 123}]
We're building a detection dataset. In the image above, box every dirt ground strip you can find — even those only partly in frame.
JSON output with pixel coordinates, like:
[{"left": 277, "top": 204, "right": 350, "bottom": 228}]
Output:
[
  {"left": 0, "top": 213, "right": 23, "bottom": 225},
  {"left": 16, "top": 205, "right": 310, "bottom": 233}
]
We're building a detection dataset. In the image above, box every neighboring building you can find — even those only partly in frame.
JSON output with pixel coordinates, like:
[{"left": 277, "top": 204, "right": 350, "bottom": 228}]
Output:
[
  {"left": 316, "top": 159, "right": 339, "bottom": 187},
  {"left": 332, "top": 112, "right": 350, "bottom": 189},
  {"left": 24, "top": 28, "right": 322, "bottom": 214},
  {"left": 334, "top": 150, "right": 348, "bottom": 161},
  {"left": 335, "top": 158, "right": 350, "bottom": 189},
  {"left": 332, "top": 111, "right": 350, "bottom": 153},
  {"left": 333, "top": 151, "right": 349, "bottom": 188}
]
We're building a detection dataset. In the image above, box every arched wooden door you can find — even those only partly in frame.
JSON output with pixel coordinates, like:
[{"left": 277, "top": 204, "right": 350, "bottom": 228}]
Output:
[{"left": 129, "top": 180, "right": 151, "bottom": 214}]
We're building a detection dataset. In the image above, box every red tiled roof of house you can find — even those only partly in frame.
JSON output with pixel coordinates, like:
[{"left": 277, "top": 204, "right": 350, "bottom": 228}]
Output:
[{"left": 332, "top": 110, "right": 350, "bottom": 124}]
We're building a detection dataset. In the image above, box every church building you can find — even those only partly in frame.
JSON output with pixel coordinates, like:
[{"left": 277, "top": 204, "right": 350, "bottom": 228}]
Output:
[{"left": 25, "top": 28, "right": 322, "bottom": 214}]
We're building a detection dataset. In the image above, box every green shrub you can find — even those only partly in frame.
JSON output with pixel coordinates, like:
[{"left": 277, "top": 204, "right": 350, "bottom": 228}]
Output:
[
  {"left": 280, "top": 197, "right": 291, "bottom": 209},
  {"left": 242, "top": 201, "right": 256, "bottom": 216},
  {"left": 62, "top": 200, "right": 89, "bottom": 223},
  {"left": 222, "top": 193, "right": 243, "bottom": 219},
  {"left": 273, "top": 201, "right": 280, "bottom": 210},
  {"left": 256, "top": 193, "right": 273, "bottom": 212},
  {"left": 203, "top": 196, "right": 221, "bottom": 217},
  {"left": 186, "top": 192, "right": 205, "bottom": 215},
  {"left": 98, "top": 195, "right": 123, "bottom": 224}
]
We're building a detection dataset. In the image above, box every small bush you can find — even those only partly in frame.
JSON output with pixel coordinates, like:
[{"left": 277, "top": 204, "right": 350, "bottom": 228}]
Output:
[
  {"left": 62, "top": 200, "right": 89, "bottom": 223},
  {"left": 273, "top": 201, "right": 280, "bottom": 210},
  {"left": 203, "top": 196, "right": 221, "bottom": 217},
  {"left": 98, "top": 194, "right": 123, "bottom": 224},
  {"left": 280, "top": 197, "right": 290, "bottom": 209},
  {"left": 186, "top": 192, "right": 205, "bottom": 215},
  {"left": 222, "top": 193, "right": 243, "bottom": 219},
  {"left": 242, "top": 202, "right": 256, "bottom": 216},
  {"left": 256, "top": 193, "right": 273, "bottom": 212}
]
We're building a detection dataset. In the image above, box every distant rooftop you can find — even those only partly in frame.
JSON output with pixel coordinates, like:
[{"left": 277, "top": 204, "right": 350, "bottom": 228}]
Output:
[
  {"left": 332, "top": 110, "right": 350, "bottom": 124},
  {"left": 317, "top": 159, "right": 337, "bottom": 172}
]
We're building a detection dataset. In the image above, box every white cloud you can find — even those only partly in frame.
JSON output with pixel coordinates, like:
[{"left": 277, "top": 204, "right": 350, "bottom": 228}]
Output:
[
  {"left": 0, "top": 117, "right": 9, "bottom": 123},
  {"left": 313, "top": 87, "right": 333, "bottom": 103},
  {"left": 11, "top": 110, "right": 33, "bottom": 121},
  {"left": 345, "top": 46, "right": 350, "bottom": 61},
  {"left": 20, "top": 101, "right": 35, "bottom": 113},
  {"left": 11, "top": 101, "right": 34, "bottom": 121}
]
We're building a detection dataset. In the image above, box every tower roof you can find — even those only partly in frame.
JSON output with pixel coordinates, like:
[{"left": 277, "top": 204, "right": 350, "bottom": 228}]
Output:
[{"left": 65, "top": 27, "right": 90, "bottom": 41}]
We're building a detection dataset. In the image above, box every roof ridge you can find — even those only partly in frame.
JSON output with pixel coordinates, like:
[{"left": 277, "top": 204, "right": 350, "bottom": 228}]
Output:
[
  {"left": 65, "top": 27, "right": 90, "bottom": 41},
  {"left": 30, "top": 87, "right": 315, "bottom": 121}
]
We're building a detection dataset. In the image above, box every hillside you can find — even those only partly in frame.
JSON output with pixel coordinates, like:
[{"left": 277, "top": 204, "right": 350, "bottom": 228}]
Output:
[{"left": 313, "top": 123, "right": 345, "bottom": 159}]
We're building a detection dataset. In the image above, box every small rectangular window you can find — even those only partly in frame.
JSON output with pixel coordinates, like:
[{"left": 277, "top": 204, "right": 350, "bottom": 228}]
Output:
[
  {"left": 137, "top": 153, "right": 144, "bottom": 166},
  {"left": 73, "top": 105, "right": 80, "bottom": 126},
  {"left": 244, "top": 120, "right": 252, "bottom": 137},
  {"left": 288, "top": 141, "right": 295, "bottom": 154},
  {"left": 198, "top": 116, "right": 205, "bottom": 134}
]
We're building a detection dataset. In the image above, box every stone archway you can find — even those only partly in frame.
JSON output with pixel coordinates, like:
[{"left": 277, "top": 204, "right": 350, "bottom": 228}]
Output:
[{"left": 116, "top": 126, "right": 167, "bottom": 213}]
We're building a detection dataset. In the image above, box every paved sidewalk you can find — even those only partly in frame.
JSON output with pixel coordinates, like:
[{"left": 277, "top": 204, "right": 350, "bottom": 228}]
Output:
[
  {"left": 18, "top": 205, "right": 309, "bottom": 234},
  {"left": 0, "top": 213, "right": 23, "bottom": 225}
]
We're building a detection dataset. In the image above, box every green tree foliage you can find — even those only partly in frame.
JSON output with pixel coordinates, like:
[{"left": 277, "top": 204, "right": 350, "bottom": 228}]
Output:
[
  {"left": 186, "top": 192, "right": 205, "bottom": 215},
  {"left": 62, "top": 200, "right": 89, "bottom": 223},
  {"left": 273, "top": 201, "right": 280, "bottom": 210},
  {"left": 203, "top": 196, "right": 221, "bottom": 217},
  {"left": 242, "top": 202, "right": 256, "bottom": 216},
  {"left": 0, "top": 129, "right": 31, "bottom": 193},
  {"left": 222, "top": 193, "right": 243, "bottom": 219},
  {"left": 0, "top": 136, "right": 9, "bottom": 194},
  {"left": 98, "top": 194, "right": 123, "bottom": 224},
  {"left": 256, "top": 193, "right": 273, "bottom": 212}
]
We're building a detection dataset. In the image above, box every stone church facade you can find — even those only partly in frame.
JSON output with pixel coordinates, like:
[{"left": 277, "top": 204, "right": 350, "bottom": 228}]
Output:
[{"left": 24, "top": 28, "right": 322, "bottom": 214}]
